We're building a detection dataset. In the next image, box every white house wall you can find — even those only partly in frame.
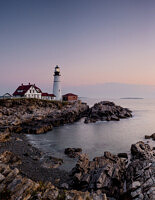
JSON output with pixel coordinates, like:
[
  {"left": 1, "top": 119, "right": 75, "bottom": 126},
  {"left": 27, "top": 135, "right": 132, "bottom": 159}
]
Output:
[
  {"left": 41, "top": 96, "right": 56, "bottom": 100},
  {"left": 25, "top": 86, "right": 42, "bottom": 99}
]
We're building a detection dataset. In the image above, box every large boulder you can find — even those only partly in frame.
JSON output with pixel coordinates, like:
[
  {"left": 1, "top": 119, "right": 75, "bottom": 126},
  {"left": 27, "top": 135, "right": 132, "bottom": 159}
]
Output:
[
  {"left": 85, "top": 101, "right": 132, "bottom": 123},
  {"left": 131, "top": 141, "right": 154, "bottom": 160},
  {"left": 64, "top": 148, "right": 82, "bottom": 158}
]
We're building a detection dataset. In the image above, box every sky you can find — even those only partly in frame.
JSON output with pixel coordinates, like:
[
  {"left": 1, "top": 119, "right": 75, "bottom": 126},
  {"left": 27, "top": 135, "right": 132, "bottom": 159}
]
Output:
[{"left": 0, "top": 0, "right": 155, "bottom": 97}]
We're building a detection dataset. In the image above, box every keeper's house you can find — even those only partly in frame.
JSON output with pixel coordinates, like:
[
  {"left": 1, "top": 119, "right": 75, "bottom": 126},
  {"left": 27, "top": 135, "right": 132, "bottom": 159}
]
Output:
[
  {"left": 13, "top": 83, "right": 42, "bottom": 99},
  {"left": 62, "top": 93, "right": 78, "bottom": 101},
  {"left": 13, "top": 83, "right": 55, "bottom": 100}
]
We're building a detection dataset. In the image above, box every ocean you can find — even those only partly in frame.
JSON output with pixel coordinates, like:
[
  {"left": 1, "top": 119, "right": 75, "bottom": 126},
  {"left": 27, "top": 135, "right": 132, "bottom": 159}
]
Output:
[{"left": 27, "top": 98, "right": 155, "bottom": 171}]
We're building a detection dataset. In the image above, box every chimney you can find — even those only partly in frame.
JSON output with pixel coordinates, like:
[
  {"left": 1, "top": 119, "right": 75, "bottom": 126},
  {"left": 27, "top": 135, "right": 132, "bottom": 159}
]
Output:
[
  {"left": 29, "top": 83, "right": 30, "bottom": 85},
  {"left": 21, "top": 83, "right": 23, "bottom": 86}
]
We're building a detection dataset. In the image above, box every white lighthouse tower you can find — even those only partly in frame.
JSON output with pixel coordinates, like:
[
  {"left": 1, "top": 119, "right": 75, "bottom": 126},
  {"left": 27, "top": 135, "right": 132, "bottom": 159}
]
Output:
[{"left": 53, "top": 65, "right": 62, "bottom": 101}]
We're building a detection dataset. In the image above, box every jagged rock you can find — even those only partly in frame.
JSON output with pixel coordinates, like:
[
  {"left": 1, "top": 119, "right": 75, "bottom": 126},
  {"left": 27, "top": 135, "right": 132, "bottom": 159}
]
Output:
[
  {"left": 126, "top": 141, "right": 155, "bottom": 200},
  {"left": 131, "top": 181, "right": 141, "bottom": 189},
  {"left": 0, "top": 132, "right": 10, "bottom": 142},
  {"left": 41, "top": 155, "right": 63, "bottom": 168},
  {"left": 0, "top": 151, "right": 21, "bottom": 166},
  {"left": 145, "top": 133, "right": 155, "bottom": 141},
  {"left": 64, "top": 148, "right": 82, "bottom": 158},
  {"left": 69, "top": 152, "right": 126, "bottom": 199},
  {"left": 0, "top": 151, "right": 105, "bottom": 200},
  {"left": 85, "top": 101, "right": 132, "bottom": 123},
  {"left": 0, "top": 173, "right": 5, "bottom": 182},
  {"left": 131, "top": 141, "right": 154, "bottom": 160},
  {"left": 61, "top": 182, "right": 69, "bottom": 189},
  {"left": 117, "top": 153, "right": 128, "bottom": 159}
]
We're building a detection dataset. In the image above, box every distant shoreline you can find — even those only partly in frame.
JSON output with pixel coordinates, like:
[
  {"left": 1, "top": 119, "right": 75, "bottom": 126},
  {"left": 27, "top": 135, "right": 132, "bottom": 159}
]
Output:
[{"left": 120, "top": 97, "right": 144, "bottom": 99}]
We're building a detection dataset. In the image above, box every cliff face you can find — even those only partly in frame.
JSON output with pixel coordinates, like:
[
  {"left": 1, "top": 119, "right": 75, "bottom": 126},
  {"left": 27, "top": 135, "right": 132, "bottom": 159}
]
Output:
[{"left": 0, "top": 98, "right": 89, "bottom": 134}]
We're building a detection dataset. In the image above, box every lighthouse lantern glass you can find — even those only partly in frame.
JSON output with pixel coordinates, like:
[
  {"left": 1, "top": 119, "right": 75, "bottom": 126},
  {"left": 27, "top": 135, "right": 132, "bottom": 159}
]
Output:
[{"left": 56, "top": 68, "right": 60, "bottom": 72}]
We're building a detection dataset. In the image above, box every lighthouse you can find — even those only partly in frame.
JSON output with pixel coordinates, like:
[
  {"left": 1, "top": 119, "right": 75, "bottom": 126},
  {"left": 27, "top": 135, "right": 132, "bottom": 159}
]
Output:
[{"left": 53, "top": 65, "right": 62, "bottom": 101}]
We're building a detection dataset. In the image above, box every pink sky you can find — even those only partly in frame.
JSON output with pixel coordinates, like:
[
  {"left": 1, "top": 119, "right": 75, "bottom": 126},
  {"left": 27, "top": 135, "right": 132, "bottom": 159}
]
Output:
[{"left": 0, "top": 0, "right": 155, "bottom": 96}]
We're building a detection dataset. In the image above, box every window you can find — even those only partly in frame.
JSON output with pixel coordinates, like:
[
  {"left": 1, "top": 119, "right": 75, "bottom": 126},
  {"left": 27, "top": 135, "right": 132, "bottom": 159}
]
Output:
[
  {"left": 17, "top": 90, "right": 23, "bottom": 93},
  {"left": 30, "top": 90, "right": 31, "bottom": 93}
]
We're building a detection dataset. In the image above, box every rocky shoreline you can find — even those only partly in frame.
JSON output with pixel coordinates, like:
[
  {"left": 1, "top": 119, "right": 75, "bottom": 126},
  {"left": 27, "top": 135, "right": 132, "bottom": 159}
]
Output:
[
  {"left": 0, "top": 99, "right": 132, "bottom": 135},
  {"left": 67, "top": 141, "right": 155, "bottom": 200},
  {"left": 0, "top": 98, "right": 89, "bottom": 134},
  {"left": 0, "top": 133, "right": 154, "bottom": 200},
  {"left": 0, "top": 98, "right": 154, "bottom": 199}
]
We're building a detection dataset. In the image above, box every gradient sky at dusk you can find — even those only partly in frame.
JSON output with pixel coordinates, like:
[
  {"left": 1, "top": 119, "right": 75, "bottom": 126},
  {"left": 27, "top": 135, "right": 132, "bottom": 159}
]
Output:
[{"left": 0, "top": 0, "right": 155, "bottom": 97}]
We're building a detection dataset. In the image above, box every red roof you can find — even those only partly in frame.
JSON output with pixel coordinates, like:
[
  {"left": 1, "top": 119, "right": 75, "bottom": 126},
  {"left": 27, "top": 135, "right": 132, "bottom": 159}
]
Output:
[
  {"left": 42, "top": 93, "right": 55, "bottom": 97},
  {"left": 42, "top": 93, "right": 48, "bottom": 96},
  {"left": 63, "top": 93, "right": 78, "bottom": 97},
  {"left": 48, "top": 94, "right": 55, "bottom": 97},
  {"left": 13, "top": 84, "right": 42, "bottom": 96}
]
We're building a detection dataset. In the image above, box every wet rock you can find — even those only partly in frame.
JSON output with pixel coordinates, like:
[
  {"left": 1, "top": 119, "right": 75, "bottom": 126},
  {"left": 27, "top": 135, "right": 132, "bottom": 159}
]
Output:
[
  {"left": 41, "top": 155, "right": 63, "bottom": 169},
  {"left": 23, "top": 123, "right": 53, "bottom": 134},
  {"left": 117, "top": 153, "right": 128, "bottom": 159},
  {"left": 85, "top": 101, "right": 132, "bottom": 123},
  {"left": 145, "top": 133, "right": 155, "bottom": 141},
  {"left": 65, "top": 148, "right": 82, "bottom": 158}
]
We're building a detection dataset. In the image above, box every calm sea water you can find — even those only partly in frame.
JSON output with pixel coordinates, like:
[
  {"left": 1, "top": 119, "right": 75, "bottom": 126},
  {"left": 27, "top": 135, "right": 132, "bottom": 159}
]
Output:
[{"left": 27, "top": 98, "right": 155, "bottom": 171}]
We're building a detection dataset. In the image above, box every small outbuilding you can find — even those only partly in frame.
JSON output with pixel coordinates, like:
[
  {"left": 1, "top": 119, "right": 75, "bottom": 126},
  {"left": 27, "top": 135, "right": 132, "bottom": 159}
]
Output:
[
  {"left": 62, "top": 93, "right": 78, "bottom": 101},
  {"left": 42, "top": 93, "right": 56, "bottom": 100},
  {"left": 1, "top": 93, "right": 12, "bottom": 99}
]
